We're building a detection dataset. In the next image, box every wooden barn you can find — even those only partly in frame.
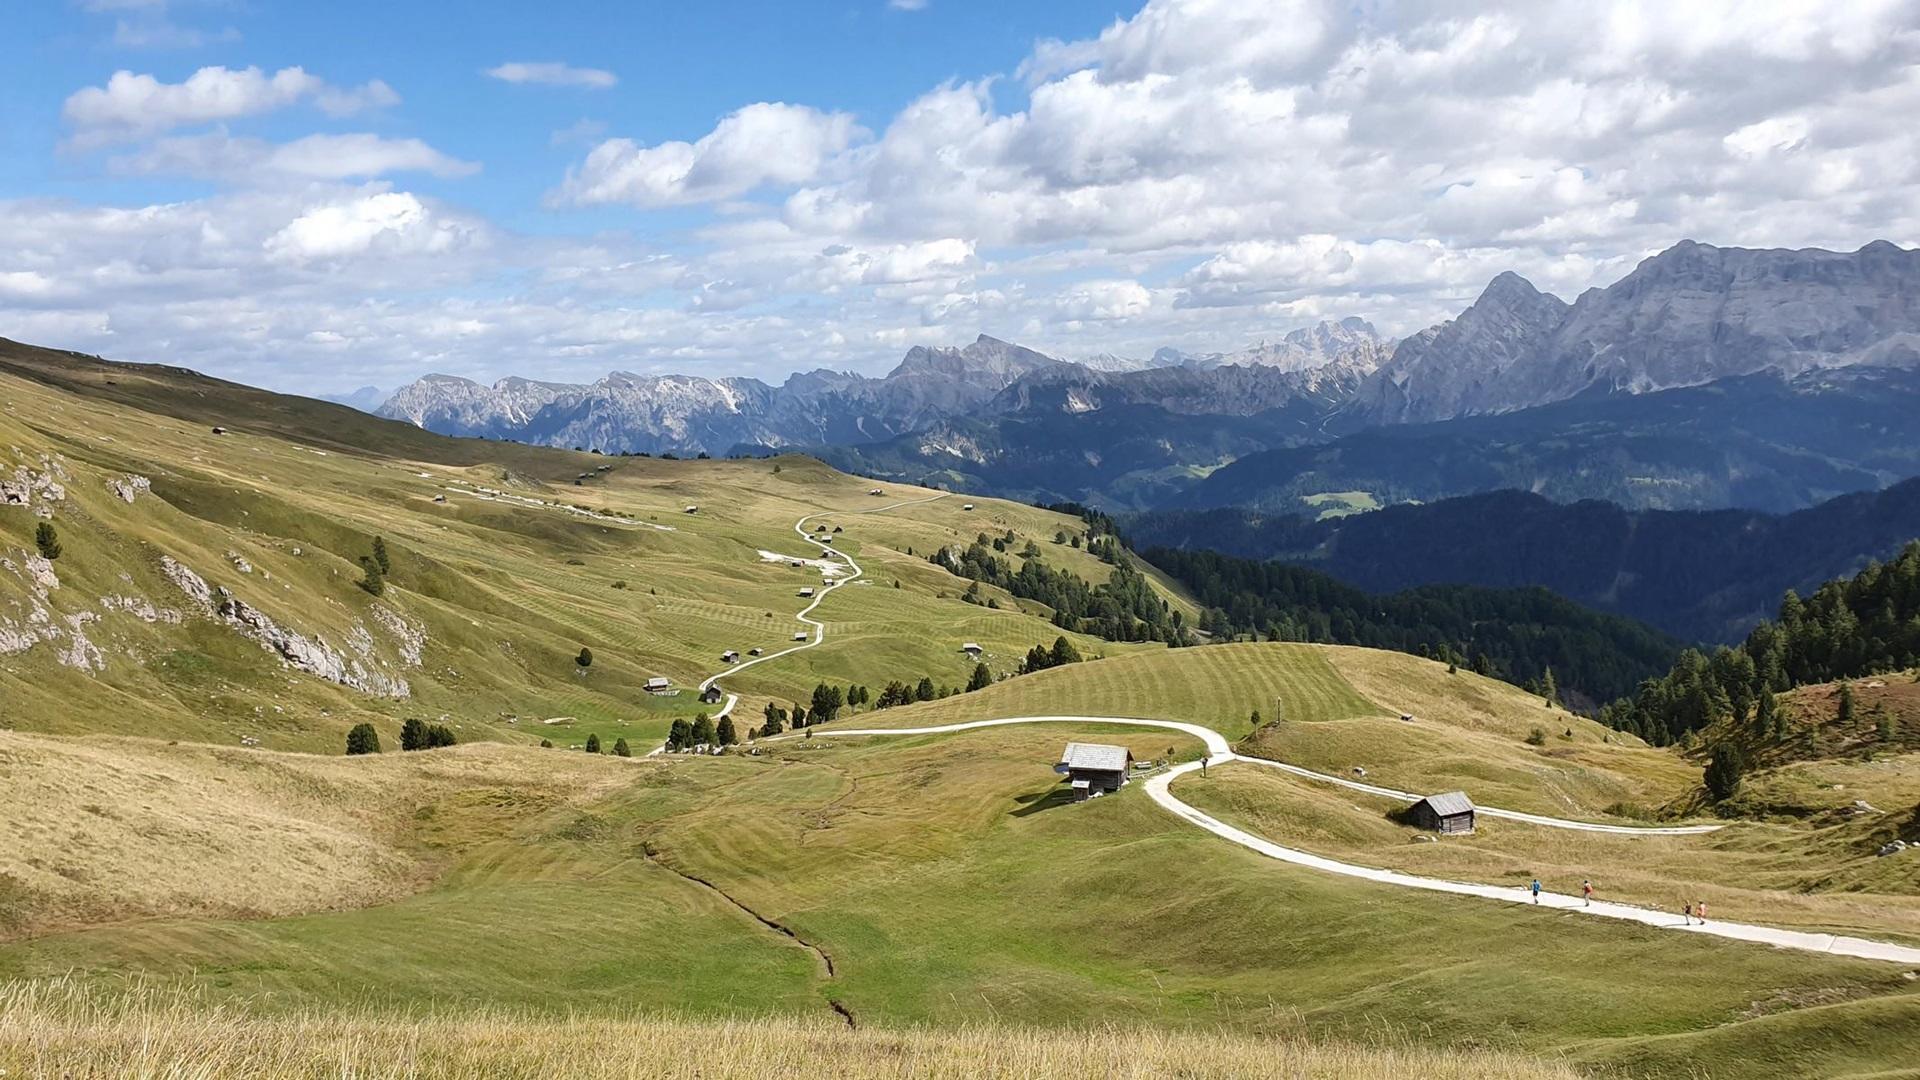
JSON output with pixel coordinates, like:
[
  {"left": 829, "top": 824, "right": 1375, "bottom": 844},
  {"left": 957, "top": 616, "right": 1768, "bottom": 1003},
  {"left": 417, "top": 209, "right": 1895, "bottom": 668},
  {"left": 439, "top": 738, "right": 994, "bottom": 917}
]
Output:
[
  {"left": 1407, "top": 791, "right": 1476, "bottom": 834},
  {"left": 700, "top": 685, "right": 725, "bottom": 704},
  {"left": 1055, "top": 742, "right": 1134, "bottom": 801}
]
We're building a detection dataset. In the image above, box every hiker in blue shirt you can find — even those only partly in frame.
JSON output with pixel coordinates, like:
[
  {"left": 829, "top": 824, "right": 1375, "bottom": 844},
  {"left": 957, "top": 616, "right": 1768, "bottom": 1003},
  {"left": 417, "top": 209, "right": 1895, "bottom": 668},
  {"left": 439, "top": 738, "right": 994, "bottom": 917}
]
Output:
[{"left": 1530, "top": 878, "right": 1542, "bottom": 904}]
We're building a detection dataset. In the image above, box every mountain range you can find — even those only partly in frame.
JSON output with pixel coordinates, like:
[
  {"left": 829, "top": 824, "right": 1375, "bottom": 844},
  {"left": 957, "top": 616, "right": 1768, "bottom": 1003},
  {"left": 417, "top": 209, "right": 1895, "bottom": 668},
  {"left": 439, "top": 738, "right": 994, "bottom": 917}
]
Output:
[{"left": 378, "top": 240, "right": 1920, "bottom": 513}]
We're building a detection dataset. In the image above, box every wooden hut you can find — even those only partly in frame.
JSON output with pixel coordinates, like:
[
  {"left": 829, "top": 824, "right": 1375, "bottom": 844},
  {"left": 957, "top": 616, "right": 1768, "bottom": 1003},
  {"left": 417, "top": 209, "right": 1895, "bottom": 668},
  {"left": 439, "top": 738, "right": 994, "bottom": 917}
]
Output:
[
  {"left": 1406, "top": 791, "right": 1476, "bottom": 834},
  {"left": 1054, "top": 742, "right": 1134, "bottom": 801}
]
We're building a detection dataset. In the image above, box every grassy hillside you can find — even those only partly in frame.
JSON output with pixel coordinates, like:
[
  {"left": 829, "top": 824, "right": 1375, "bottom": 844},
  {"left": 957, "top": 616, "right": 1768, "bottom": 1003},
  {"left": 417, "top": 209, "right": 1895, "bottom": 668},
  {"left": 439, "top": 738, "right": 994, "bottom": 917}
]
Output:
[{"left": 0, "top": 349, "right": 1156, "bottom": 755}]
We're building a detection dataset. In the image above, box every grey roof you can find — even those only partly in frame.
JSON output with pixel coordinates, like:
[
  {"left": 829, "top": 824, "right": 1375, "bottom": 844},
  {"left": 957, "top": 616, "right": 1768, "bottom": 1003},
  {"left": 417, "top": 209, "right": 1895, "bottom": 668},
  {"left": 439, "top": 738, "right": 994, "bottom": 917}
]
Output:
[
  {"left": 1417, "top": 790, "right": 1475, "bottom": 817},
  {"left": 1059, "top": 741, "right": 1131, "bottom": 772}
]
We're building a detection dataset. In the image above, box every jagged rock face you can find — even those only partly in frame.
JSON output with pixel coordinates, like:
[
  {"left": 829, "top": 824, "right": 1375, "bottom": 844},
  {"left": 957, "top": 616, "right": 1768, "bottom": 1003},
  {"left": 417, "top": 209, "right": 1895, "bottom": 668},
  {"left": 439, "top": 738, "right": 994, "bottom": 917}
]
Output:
[
  {"left": 990, "top": 336, "right": 1389, "bottom": 417},
  {"left": 1156, "top": 319, "right": 1385, "bottom": 373},
  {"left": 1368, "top": 241, "right": 1920, "bottom": 423}
]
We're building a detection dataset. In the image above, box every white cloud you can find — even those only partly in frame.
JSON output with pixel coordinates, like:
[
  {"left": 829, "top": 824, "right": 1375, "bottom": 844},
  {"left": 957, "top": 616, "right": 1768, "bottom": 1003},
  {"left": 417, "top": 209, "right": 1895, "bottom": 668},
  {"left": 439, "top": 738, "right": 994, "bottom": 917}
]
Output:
[
  {"left": 63, "top": 66, "right": 398, "bottom": 146},
  {"left": 888, "top": 0, "right": 929, "bottom": 10},
  {"left": 118, "top": 132, "right": 479, "bottom": 181},
  {"left": 485, "top": 61, "right": 618, "bottom": 89},
  {"left": 555, "top": 103, "right": 863, "bottom": 207},
  {"left": 265, "top": 192, "right": 481, "bottom": 262}
]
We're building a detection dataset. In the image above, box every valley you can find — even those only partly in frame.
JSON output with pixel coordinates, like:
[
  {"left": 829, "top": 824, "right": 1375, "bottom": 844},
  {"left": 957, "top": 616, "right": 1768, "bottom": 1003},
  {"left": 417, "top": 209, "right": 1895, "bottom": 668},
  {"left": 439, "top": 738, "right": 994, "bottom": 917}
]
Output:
[{"left": 4, "top": 349, "right": 1920, "bottom": 1079}]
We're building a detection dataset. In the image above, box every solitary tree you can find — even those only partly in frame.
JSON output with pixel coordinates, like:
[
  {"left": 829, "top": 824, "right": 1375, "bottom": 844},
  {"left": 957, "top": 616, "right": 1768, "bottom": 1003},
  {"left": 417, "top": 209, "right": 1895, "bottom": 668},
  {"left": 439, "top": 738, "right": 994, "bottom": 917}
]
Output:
[
  {"left": 576, "top": 647, "right": 594, "bottom": 668},
  {"left": 371, "top": 535, "right": 392, "bottom": 575},
  {"left": 1540, "top": 666, "right": 1558, "bottom": 708},
  {"left": 345, "top": 723, "right": 381, "bottom": 755},
  {"left": 966, "top": 662, "right": 993, "bottom": 692},
  {"left": 716, "top": 715, "right": 738, "bottom": 746},
  {"left": 400, "top": 717, "right": 429, "bottom": 751},
  {"left": 613, "top": 737, "right": 632, "bottom": 757},
  {"left": 1838, "top": 682, "right": 1856, "bottom": 726},
  {"left": 34, "top": 522, "right": 61, "bottom": 561},
  {"left": 585, "top": 732, "right": 602, "bottom": 754},
  {"left": 1249, "top": 709, "right": 1262, "bottom": 727},
  {"left": 358, "top": 556, "right": 385, "bottom": 596},
  {"left": 1704, "top": 745, "right": 1747, "bottom": 801}
]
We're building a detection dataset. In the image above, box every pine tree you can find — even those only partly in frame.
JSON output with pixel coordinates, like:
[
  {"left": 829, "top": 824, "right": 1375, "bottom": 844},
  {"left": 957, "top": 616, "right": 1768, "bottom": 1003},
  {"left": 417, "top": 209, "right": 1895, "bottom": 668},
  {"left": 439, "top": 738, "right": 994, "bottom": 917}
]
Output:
[
  {"left": 716, "top": 716, "right": 738, "bottom": 746},
  {"left": 613, "top": 737, "right": 631, "bottom": 757},
  {"left": 1838, "top": 682, "right": 1855, "bottom": 726},
  {"left": 345, "top": 723, "right": 381, "bottom": 755},
  {"left": 690, "top": 713, "right": 716, "bottom": 746},
  {"left": 761, "top": 702, "right": 786, "bottom": 736},
  {"left": 1050, "top": 636, "right": 1082, "bottom": 667},
  {"left": 33, "top": 522, "right": 61, "bottom": 561},
  {"left": 966, "top": 662, "right": 992, "bottom": 692},
  {"left": 371, "top": 536, "right": 391, "bottom": 575},
  {"left": 585, "top": 733, "right": 602, "bottom": 754},
  {"left": 1540, "top": 666, "right": 1558, "bottom": 707},
  {"left": 914, "top": 676, "right": 936, "bottom": 702},
  {"left": 1704, "top": 745, "right": 1746, "bottom": 801},
  {"left": 358, "top": 557, "right": 385, "bottom": 596},
  {"left": 400, "top": 716, "right": 429, "bottom": 751},
  {"left": 666, "top": 718, "right": 692, "bottom": 751},
  {"left": 425, "top": 723, "right": 457, "bottom": 748}
]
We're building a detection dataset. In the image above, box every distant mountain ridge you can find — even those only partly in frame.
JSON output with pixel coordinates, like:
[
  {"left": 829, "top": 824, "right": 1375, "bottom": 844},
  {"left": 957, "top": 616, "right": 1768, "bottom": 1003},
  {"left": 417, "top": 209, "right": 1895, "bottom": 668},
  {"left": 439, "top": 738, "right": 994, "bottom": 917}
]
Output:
[{"left": 377, "top": 241, "right": 1920, "bottom": 512}]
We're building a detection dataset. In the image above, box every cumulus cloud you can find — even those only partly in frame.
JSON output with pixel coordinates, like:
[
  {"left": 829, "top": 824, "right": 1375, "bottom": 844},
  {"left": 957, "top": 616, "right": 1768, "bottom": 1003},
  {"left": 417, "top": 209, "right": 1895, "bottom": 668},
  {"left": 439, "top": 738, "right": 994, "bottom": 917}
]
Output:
[
  {"left": 554, "top": 102, "right": 863, "bottom": 207},
  {"left": 265, "top": 192, "right": 481, "bottom": 262},
  {"left": 63, "top": 66, "right": 398, "bottom": 146},
  {"left": 485, "top": 61, "right": 618, "bottom": 89}
]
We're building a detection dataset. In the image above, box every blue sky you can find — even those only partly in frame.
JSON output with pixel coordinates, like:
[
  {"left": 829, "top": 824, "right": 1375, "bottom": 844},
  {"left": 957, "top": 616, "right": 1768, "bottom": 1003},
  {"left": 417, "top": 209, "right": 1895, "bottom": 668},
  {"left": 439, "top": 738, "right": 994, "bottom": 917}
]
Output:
[{"left": 3, "top": 1, "right": 1917, "bottom": 395}]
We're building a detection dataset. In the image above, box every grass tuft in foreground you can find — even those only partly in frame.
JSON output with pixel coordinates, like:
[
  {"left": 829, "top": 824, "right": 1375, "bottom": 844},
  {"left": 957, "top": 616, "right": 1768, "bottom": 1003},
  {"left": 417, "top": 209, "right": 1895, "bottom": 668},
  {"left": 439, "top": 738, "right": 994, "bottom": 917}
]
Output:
[{"left": 0, "top": 980, "right": 1576, "bottom": 1079}]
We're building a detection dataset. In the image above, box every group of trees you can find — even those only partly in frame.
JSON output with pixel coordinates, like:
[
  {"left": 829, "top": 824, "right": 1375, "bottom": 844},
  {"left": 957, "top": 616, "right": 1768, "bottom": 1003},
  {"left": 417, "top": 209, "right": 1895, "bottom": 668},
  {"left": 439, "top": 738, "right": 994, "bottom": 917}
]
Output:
[
  {"left": 930, "top": 539, "right": 1180, "bottom": 644},
  {"left": 1601, "top": 542, "right": 1920, "bottom": 756},
  {"left": 1146, "top": 548, "right": 1678, "bottom": 705},
  {"left": 1018, "top": 635, "right": 1083, "bottom": 674},
  {"left": 344, "top": 714, "right": 456, "bottom": 755},
  {"left": 665, "top": 712, "right": 737, "bottom": 751}
]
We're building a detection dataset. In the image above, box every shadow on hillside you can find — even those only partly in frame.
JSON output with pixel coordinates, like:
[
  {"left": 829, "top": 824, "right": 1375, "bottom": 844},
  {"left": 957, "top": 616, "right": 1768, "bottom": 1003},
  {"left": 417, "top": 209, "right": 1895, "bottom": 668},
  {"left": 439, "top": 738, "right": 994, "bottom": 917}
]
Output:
[{"left": 1010, "top": 786, "right": 1073, "bottom": 817}]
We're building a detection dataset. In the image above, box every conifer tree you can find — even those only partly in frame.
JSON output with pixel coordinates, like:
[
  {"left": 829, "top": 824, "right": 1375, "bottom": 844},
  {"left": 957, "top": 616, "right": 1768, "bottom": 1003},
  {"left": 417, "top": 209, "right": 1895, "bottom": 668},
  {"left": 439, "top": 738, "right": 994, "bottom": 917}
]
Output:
[
  {"left": 345, "top": 723, "right": 380, "bottom": 755},
  {"left": 34, "top": 522, "right": 61, "bottom": 561}
]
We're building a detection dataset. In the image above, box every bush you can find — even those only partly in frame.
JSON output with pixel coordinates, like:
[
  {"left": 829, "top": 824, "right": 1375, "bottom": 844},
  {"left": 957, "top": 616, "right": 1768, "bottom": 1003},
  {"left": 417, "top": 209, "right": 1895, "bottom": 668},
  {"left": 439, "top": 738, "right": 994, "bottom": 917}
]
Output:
[
  {"left": 1525, "top": 727, "right": 1547, "bottom": 747},
  {"left": 585, "top": 733, "right": 602, "bottom": 754},
  {"left": 34, "top": 522, "right": 61, "bottom": 561},
  {"left": 613, "top": 737, "right": 631, "bottom": 757},
  {"left": 345, "top": 723, "right": 381, "bottom": 755},
  {"left": 540, "top": 738, "right": 553, "bottom": 748},
  {"left": 425, "top": 723, "right": 457, "bottom": 748},
  {"left": 576, "top": 647, "right": 593, "bottom": 668},
  {"left": 400, "top": 717, "right": 429, "bottom": 751}
]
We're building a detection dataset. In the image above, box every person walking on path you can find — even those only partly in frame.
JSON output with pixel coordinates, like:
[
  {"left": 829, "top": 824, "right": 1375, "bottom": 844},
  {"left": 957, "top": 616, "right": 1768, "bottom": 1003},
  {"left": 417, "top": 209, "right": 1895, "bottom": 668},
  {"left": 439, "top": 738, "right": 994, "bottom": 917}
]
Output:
[
  {"left": 1582, "top": 879, "right": 1593, "bottom": 906},
  {"left": 1697, "top": 899, "right": 1708, "bottom": 924},
  {"left": 1530, "top": 878, "right": 1542, "bottom": 904},
  {"left": 1683, "top": 901, "right": 1694, "bottom": 925}
]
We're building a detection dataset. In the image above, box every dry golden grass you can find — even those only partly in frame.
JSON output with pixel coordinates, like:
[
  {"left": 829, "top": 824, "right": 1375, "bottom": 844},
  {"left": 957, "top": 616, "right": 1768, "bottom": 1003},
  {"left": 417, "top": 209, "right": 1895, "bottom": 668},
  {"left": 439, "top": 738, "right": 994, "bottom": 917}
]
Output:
[
  {"left": 0, "top": 733, "right": 636, "bottom": 939},
  {"left": 0, "top": 980, "right": 1581, "bottom": 1080}
]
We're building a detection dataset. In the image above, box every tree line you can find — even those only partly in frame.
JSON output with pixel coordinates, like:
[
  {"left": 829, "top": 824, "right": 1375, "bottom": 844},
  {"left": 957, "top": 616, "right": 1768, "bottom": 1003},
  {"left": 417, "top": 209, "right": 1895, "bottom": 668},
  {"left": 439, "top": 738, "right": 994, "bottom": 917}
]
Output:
[
  {"left": 1601, "top": 541, "right": 1920, "bottom": 749},
  {"left": 1144, "top": 547, "right": 1680, "bottom": 705},
  {"left": 930, "top": 536, "right": 1181, "bottom": 644}
]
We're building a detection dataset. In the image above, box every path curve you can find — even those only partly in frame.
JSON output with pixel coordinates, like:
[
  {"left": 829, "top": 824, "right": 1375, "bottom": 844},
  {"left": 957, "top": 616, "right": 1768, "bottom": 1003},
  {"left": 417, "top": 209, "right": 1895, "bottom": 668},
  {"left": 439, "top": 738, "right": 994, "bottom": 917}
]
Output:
[
  {"left": 690, "top": 492, "right": 952, "bottom": 723},
  {"left": 797, "top": 716, "right": 1920, "bottom": 967}
]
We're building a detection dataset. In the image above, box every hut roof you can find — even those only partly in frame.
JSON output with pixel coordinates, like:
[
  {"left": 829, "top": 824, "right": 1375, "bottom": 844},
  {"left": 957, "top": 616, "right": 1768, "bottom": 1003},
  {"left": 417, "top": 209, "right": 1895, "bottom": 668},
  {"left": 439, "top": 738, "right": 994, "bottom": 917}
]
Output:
[
  {"left": 1417, "top": 791, "right": 1475, "bottom": 817},
  {"left": 1058, "top": 741, "right": 1132, "bottom": 772}
]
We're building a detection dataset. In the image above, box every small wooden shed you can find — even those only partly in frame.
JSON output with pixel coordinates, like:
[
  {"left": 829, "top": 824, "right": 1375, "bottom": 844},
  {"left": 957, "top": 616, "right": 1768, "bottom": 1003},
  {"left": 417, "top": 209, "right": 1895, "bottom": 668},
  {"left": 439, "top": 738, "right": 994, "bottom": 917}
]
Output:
[
  {"left": 700, "top": 685, "right": 725, "bottom": 704},
  {"left": 645, "top": 677, "right": 673, "bottom": 695},
  {"left": 1055, "top": 742, "right": 1134, "bottom": 801},
  {"left": 1407, "top": 791, "right": 1476, "bottom": 834}
]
